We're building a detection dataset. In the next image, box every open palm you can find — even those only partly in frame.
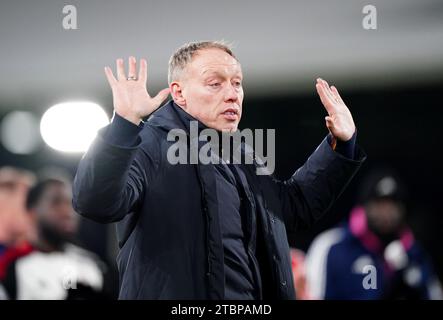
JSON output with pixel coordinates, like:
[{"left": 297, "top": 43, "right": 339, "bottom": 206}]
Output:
[
  {"left": 315, "top": 78, "right": 356, "bottom": 141},
  {"left": 104, "top": 56, "right": 170, "bottom": 125}
]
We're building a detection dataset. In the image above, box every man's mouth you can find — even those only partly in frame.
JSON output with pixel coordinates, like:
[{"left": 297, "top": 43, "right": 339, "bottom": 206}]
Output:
[{"left": 221, "top": 108, "right": 239, "bottom": 120}]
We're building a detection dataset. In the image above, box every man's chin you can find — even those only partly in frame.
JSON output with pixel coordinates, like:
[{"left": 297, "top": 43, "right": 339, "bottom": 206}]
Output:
[
  {"left": 218, "top": 121, "right": 239, "bottom": 133},
  {"left": 220, "top": 127, "right": 238, "bottom": 133}
]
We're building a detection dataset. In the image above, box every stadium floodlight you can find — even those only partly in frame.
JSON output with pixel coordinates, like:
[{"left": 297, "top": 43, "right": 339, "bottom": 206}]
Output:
[
  {"left": 1, "top": 111, "right": 41, "bottom": 155},
  {"left": 40, "top": 101, "right": 109, "bottom": 153}
]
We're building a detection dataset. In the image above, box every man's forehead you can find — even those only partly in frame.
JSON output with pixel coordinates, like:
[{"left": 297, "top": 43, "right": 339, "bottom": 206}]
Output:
[
  {"left": 44, "top": 184, "right": 71, "bottom": 198},
  {"left": 189, "top": 49, "right": 241, "bottom": 74},
  {"left": 200, "top": 64, "right": 242, "bottom": 76}
]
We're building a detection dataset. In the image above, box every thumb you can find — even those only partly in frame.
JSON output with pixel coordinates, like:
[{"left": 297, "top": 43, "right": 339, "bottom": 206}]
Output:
[
  {"left": 152, "top": 88, "right": 171, "bottom": 107},
  {"left": 325, "top": 116, "right": 334, "bottom": 130}
]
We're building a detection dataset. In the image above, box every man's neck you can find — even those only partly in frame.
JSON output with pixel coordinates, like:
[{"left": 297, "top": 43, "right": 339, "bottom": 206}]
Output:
[{"left": 32, "top": 238, "right": 65, "bottom": 253}]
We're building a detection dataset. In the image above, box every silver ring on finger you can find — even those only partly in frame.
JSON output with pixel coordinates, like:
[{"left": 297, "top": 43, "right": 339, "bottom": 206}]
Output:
[{"left": 127, "top": 76, "right": 138, "bottom": 81}]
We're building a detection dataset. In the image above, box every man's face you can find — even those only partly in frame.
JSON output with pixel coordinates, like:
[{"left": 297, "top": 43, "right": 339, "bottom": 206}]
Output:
[
  {"left": 172, "top": 48, "right": 244, "bottom": 132},
  {"left": 35, "top": 183, "right": 78, "bottom": 239},
  {"left": 365, "top": 198, "right": 405, "bottom": 235},
  {"left": 0, "top": 179, "right": 33, "bottom": 245}
]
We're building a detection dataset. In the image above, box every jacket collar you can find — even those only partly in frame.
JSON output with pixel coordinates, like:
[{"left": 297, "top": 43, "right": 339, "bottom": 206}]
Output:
[
  {"left": 147, "top": 100, "right": 256, "bottom": 163},
  {"left": 147, "top": 100, "right": 205, "bottom": 134}
]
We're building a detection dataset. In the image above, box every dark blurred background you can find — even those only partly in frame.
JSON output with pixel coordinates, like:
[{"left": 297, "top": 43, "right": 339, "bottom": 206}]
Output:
[{"left": 0, "top": 0, "right": 442, "bottom": 289}]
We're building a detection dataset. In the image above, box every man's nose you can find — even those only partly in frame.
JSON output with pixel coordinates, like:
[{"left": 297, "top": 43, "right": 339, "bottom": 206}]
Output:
[
  {"left": 224, "top": 83, "right": 239, "bottom": 103},
  {"left": 58, "top": 201, "right": 74, "bottom": 217}
]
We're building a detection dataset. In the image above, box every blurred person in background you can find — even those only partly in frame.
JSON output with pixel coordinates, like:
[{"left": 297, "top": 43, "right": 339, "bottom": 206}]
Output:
[
  {"left": 0, "top": 178, "right": 110, "bottom": 300},
  {"left": 290, "top": 248, "right": 310, "bottom": 300},
  {"left": 0, "top": 167, "right": 35, "bottom": 254},
  {"left": 305, "top": 168, "right": 443, "bottom": 300},
  {"left": 0, "top": 167, "right": 35, "bottom": 299}
]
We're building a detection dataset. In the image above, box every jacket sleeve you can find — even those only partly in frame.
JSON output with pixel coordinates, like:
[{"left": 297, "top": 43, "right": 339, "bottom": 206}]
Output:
[
  {"left": 274, "top": 134, "right": 366, "bottom": 232},
  {"left": 72, "top": 114, "right": 160, "bottom": 223}
]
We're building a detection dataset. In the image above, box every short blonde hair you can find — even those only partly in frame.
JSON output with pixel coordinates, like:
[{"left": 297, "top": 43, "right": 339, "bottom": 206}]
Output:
[{"left": 168, "top": 40, "right": 237, "bottom": 84}]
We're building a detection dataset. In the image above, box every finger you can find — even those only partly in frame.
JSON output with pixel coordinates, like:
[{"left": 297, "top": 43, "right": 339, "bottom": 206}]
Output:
[
  {"left": 331, "top": 86, "right": 344, "bottom": 103},
  {"left": 315, "top": 82, "right": 330, "bottom": 109},
  {"left": 138, "top": 58, "right": 147, "bottom": 84},
  {"left": 104, "top": 66, "right": 117, "bottom": 87},
  {"left": 151, "top": 88, "right": 171, "bottom": 108},
  {"left": 316, "top": 82, "right": 334, "bottom": 114},
  {"left": 321, "top": 79, "right": 336, "bottom": 103},
  {"left": 325, "top": 116, "right": 334, "bottom": 129},
  {"left": 128, "top": 56, "right": 137, "bottom": 79},
  {"left": 116, "top": 58, "right": 126, "bottom": 81},
  {"left": 316, "top": 78, "right": 334, "bottom": 104},
  {"left": 326, "top": 117, "right": 337, "bottom": 149}
]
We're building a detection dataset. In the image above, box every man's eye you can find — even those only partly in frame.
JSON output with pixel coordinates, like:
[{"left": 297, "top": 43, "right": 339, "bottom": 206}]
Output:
[
  {"left": 209, "top": 83, "right": 221, "bottom": 87},
  {"left": 234, "top": 81, "right": 242, "bottom": 87}
]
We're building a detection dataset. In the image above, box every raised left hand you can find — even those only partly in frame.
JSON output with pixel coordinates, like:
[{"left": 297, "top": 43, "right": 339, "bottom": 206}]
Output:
[{"left": 315, "top": 78, "right": 356, "bottom": 141}]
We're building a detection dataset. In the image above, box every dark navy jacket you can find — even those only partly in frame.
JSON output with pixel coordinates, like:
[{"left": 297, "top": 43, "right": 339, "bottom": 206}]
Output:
[{"left": 72, "top": 100, "right": 366, "bottom": 299}]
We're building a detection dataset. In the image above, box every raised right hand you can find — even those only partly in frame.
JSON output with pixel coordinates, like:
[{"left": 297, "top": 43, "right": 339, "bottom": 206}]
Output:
[{"left": 104, "top": 56, "right": 170, "bottom": 125}]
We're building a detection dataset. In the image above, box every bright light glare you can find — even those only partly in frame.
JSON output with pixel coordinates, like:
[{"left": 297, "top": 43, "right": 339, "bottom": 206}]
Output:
[
  {"left": 40, "top": 101, "right": 109, "bottom": 153},
  {"left": 1, "top": 111, "right": 41, "bottom": 154}
]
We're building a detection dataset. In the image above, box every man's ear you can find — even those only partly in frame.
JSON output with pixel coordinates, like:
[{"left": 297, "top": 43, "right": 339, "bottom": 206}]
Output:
[{"left": 170, "top": 81, "right": 186, "bottom": 107}]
